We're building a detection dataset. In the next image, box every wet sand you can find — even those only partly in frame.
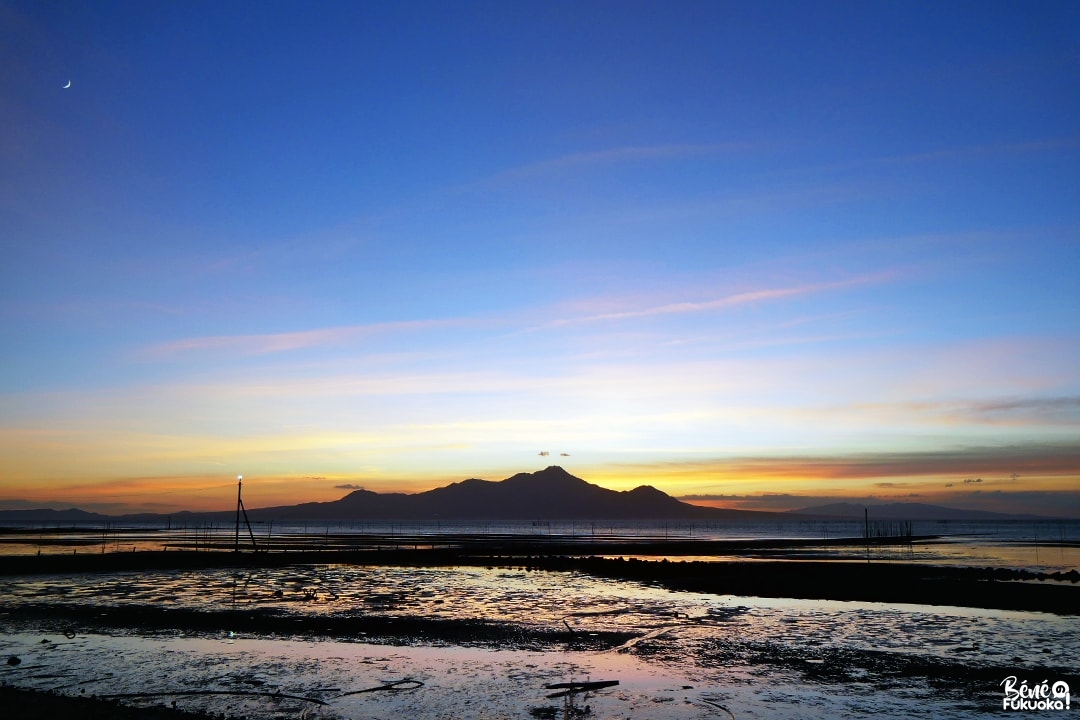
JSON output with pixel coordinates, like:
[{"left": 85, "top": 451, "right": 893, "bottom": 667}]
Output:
[
  {"left": 2, "top": 545, "right": 1077, "bottom": 614},
  {"left": 3, "top": 591, "right": 1075, "bottom": 720},
  {"left": 2, "top": 537, "right": 1078, "bottom": 718}
]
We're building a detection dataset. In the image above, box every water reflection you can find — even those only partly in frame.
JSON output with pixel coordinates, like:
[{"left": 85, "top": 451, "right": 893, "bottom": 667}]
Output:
[
  {"left": 2, "top": 519, "right": 1079, "bottom": 572},
  {"left": 4, "top": 564, "right": 1078, "bottom": 669},
  {"left": 0, "top": 619, "right": 1056, "bottom": 720}
]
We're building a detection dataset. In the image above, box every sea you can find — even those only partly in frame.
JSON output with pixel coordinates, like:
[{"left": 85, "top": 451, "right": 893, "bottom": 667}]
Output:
[{"left": 3, "top": 517, "right": 1080, "bottom": 570}]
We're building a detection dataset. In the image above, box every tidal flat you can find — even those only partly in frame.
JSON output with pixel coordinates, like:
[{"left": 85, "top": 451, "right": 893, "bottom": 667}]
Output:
[
  {"left": 1, "top": 526, "right": 1078, "bottom": 718},
  {"left": 2, "top": 565, "right": 1078, "bottom": 718}
]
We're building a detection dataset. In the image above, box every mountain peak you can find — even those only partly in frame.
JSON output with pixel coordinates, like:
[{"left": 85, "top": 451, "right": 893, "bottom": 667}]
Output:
[
  {"left": 504, "top": 465, "right": 584, "bottom": 487},
  {"left": 627, "top": 485, "right": 667, "bottom": 497}
]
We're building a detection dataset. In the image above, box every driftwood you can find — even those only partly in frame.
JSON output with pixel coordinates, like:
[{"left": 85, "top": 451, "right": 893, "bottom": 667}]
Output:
[
  {"left": 545, "top": 679, "right": 619, "bottom": 698},
  {"left": 702, "top": 697, "right": 737, "bottom": 719},
  {"left": 336, "top": 679, "right": 424, "bottom": 697},
  {"left": 99, "top": 689, "right": 328, "bottom": 705}
]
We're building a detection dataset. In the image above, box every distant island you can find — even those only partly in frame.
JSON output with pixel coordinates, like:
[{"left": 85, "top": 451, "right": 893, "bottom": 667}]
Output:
[
  {"left": 0, "top": 466, "right": 1050, "bottom": 524},
  {"left": 788, "top": 501, "right": 1039, "bottom": 521}
]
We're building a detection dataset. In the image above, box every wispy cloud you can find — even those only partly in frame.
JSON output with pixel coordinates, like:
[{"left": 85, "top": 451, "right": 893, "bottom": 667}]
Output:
[
  {"left": 966, "top": 396, "right": 1080, "bottom": 420},
  {"left": 676, "top": 492, "right": 899, "bottom": 511},
  {"left": 777, "top": 137, "right": 1080, "bottom": 184},
  {"left": 475, "top": 143, "right": 751, "bottom": 188},
  {"left": 141, "top": 317, "right": 469, "bottom": 358},
  {"left": 675, "top": 487, "right": 1080, "bottom": 517},
  {"left": 139, "top": 268, "right": 898, "bottom": 357},
  {"left": 829, "top": 395, "right": 1080, "bottom": 428},
  {"left": 878, "top": 136, "right": 1080, "bottom": 167},
  {"left": 520, "top": 272, "right": 896, "bottom": 333},
  {"left": 613, "top": 443, "right": 1080, "bottom": 482}
]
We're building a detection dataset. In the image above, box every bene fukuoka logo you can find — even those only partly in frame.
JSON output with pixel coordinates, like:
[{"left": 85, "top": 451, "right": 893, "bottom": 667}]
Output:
[{"left": 1001, "top": 676, "right": 1071, "bottom": 712}]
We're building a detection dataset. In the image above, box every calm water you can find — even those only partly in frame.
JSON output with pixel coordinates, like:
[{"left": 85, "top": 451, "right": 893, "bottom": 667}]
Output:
[{"left": 4, "top": 518, "right": 1079, "bottom": 572}]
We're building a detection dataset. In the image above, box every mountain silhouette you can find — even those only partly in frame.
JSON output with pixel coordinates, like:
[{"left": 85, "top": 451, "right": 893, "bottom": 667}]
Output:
[
  {"left": 0, "top": 471, "right": 1054, "bottom": 523},
  {"left": 0, "top": 508, "right": 109, "bottom": 524},
  {"left": 245, "top": 466, "right": 755, "bottom": 521}
]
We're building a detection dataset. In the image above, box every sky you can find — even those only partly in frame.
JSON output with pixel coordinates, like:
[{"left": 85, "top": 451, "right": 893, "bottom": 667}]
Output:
[{"left": 2, "top": 1, "right": 1079, "bottom": 517}]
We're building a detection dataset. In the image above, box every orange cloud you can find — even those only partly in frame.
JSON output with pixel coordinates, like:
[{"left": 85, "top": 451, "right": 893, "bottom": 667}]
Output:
[
  {"left": 0, "top": 473, "right": 371, "bottom": 514},
  {"left": 585, "top": 443, "right": 1080, "bottom": 507}
]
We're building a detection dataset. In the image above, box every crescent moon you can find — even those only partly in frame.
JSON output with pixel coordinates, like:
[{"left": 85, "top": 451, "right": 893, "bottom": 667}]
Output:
[{"left": 62, "top": 80, "right": 71, "bottom": 89}]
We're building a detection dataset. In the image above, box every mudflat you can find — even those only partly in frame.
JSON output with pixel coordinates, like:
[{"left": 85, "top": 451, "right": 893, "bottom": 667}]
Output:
[
  {"left": 1, "top": 545, "right": 1077, "bottom": 615},
  {"left": 2, "top": 551, "right": 1076, "bottom": 720}
]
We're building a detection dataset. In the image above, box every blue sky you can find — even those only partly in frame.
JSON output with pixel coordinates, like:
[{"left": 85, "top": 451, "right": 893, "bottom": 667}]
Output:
[{"left": 2, "top": 1, "right": 1079, "bottom": 515}]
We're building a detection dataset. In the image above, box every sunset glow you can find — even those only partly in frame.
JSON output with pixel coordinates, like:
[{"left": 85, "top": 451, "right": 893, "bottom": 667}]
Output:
[{"left": 2, "top": 2, "right": 1078, "bottom": 517}]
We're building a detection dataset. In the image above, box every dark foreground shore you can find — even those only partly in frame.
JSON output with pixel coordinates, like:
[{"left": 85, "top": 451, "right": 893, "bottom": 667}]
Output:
[{"left": 0, "top": 686, "right": 221, "bottom": 720}]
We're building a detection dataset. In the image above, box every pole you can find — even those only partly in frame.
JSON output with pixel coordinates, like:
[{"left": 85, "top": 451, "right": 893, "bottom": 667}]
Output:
[
  {"left": 235, "top": 475, "right": 242, "bottom": 553},
  {"left": 864, "top": 507, "right": 869, "bottom": 563}
]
